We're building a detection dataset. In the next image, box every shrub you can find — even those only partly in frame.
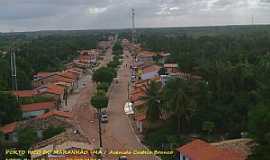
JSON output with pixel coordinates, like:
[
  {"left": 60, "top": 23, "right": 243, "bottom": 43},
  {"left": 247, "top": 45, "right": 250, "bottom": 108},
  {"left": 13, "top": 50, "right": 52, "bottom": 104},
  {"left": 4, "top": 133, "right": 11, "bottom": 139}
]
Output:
[
  {"left": 97, "top": 82, "right": 110, "bottom": 92},
  {"left": 43, "top": 126, "right": 65, "bottom": 140},
  {"left": 17, "top": 128, "right": 38, "bottom": 149}
]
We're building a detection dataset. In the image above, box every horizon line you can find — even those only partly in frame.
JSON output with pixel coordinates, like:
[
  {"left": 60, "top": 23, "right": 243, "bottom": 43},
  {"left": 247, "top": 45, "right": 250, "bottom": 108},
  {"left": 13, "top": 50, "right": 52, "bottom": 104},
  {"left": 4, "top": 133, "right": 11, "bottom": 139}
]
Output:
[{"left": 1, "top": 23, "right": 270, "bottom": 34}]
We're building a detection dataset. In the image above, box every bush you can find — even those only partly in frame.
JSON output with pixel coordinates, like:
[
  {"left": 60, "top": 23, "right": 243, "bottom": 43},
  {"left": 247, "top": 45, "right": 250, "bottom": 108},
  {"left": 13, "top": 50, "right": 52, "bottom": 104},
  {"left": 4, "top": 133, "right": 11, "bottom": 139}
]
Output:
[
  {"left": 97, "top": 82, "right": 110, "bottom": 92},
  {"left": 43, "top": 126, "right": 65, "bottom": 140},
  {"left": 18, "top": 128, "right": 38, "bottom": 149}
]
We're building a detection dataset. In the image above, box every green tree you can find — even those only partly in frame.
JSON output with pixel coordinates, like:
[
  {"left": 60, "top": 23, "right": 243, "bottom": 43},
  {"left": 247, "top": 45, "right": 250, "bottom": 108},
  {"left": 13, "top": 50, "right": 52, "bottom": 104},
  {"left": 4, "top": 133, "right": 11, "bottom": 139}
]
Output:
[
  {"left": 92, "top": 67, "right": 115, "bottom": 84},
  {"left": 202, "top": 121, "right": 215, "bottom": 136},
  {"left": 163, "top": 78, "right": 196, "bottom": 133},
  {"left": 91, "top": 94, "right": 109, "bottom": 109},
  {"left": 141, "top": 81, "right": 162, "bottom": 122},
  {"left": 17, "top": 128, "right": 38, "bottom": 149},
  {"left": 0, "top": 92, "right": 22, "bottom": 125},
  {"left": 248, "top": 104, "right": 270, "bottom": 160},
  {"left": 97, "top": 82, "right": 110, "bottom": 92}
]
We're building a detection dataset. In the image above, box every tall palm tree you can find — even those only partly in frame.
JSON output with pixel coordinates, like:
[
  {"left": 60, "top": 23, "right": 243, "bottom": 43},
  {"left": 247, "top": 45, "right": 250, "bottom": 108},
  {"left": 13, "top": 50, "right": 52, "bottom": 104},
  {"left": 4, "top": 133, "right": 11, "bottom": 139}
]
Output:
[
  {"left": 163, "top": 78, "right": 196, "bottom": 133},
  {"left": 141, "top": 80, "right": 162, "bottom": 122}
]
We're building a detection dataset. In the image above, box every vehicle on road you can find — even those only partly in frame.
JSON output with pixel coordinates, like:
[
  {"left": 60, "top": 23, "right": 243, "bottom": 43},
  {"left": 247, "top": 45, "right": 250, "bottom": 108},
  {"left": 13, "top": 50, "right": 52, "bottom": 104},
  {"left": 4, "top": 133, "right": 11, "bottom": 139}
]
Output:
[
  {"left": 124, "top": 102, "right": 134, "bottom": 115},
  {"left": 117, "top": 156, "right": 127, "bottom": 160},
  {"left": 101, "top": 113, "right": 108, "bottom": 123}
]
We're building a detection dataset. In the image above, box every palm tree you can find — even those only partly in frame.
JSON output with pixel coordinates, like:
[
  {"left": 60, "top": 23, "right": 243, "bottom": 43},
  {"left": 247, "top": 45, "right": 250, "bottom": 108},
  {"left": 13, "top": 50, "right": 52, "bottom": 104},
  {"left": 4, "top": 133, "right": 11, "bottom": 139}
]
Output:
[
  {"left": 163, "top": 78, "right": 196, "bottom": 133},
  {"left": 141, "top": 80, "right": 162, "bottom": 122}
]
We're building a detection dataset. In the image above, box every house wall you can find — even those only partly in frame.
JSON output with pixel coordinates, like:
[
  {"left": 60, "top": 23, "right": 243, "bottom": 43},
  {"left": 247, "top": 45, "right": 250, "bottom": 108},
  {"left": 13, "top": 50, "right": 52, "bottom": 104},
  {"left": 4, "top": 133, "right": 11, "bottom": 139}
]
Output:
[
  {"left": 179, "top": 153, "right": 190, "bottom": 160},
  {"left": 136, "top": 121, "right": 143, "bottom": 133}
]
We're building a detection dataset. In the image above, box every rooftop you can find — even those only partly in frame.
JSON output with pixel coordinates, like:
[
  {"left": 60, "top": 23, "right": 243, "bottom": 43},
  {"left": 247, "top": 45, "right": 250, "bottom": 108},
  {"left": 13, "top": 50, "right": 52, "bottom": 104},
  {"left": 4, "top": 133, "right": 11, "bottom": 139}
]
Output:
[
  {"left": 31, "top": 129, "right": 90, "bottom": 150},
  {"left": 135, "top": 114, "right": 146, "bottom": 121},
  {"left": 0, "top": 122, "right": 17, "bottom": 134},
  {"left": 177, "top": 139, "right": 246, "bottom": 160},
  {"left": 138, "top": 50, "right": 157, "bottom": 57},
  {"left": 34, "top": 111, "right": 73, "bottom": 120},
  {"left": 34, "top": 72, "right": 57, "bottom": 79},
  {"left": 13, "top": 90, "right": 36, "bottom": 97},
  {"left": 20, "top": 101, "right": 56, "bottom": 112},
  {"left": 46, "top": 84, "right": 65, "bottom": 95},
  {"left": 142, "top": 65, "right": 161, "bottom": 74},
  {"left": 164, "top": 63, "right": 178, "bottom": 68}
]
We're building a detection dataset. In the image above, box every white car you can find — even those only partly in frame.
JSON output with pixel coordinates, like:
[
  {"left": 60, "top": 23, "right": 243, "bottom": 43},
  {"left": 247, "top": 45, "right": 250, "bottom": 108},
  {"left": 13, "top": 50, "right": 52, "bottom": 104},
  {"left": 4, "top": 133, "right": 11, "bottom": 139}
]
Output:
[
  {"left": 101, "top": 113, "right": 108, "bottom": 123},
  {"left": 124, "top": 102, "right": 134, "bottom": 115}
]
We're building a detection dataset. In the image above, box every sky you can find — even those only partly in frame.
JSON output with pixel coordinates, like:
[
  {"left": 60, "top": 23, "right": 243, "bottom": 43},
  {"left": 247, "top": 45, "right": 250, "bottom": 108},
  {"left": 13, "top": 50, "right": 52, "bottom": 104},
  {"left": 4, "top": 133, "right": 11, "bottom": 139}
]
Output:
[{"left": 0, "top": 0, "right": 270, "bottom": 32}]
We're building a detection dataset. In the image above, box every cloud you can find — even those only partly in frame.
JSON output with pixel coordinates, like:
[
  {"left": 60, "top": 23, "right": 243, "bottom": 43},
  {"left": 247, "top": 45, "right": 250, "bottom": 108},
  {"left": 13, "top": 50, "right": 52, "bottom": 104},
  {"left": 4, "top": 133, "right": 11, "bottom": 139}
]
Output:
[
  {"left": 88, "top": 7, "right": 108, "bottom": 15},
  {"left": 0, "top": 0, "right": 270, "bottom": 32}
]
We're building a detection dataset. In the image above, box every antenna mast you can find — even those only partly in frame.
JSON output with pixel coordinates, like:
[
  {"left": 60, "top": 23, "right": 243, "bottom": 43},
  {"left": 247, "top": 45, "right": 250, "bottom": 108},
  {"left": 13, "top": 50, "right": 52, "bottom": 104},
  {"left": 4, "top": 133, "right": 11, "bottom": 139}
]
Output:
[
  {"left": 131, "top": 8, "right": 136, "bottom": 43},
  {"left": 10, "top": 46, "right": 18, "bottom": 91}
]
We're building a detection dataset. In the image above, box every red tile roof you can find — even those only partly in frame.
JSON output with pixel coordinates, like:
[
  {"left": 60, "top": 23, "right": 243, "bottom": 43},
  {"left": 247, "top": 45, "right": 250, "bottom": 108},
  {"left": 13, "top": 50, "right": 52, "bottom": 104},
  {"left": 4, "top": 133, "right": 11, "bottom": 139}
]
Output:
[
  {"left": 13, "top": 90, "right": 36, "bottom": 97},
  {"left": 20, "top": 101, "right": 56, "bottom": 112},
  {"left": 134, "top": 76, "right": 160, "bottom": 87},
  {"left": 176, "top": 139, "right": 246, "bottom": 160},
  {"left": 35, "top": 72, "right": 57, "bottom": 79},
  {"left": 47, "top": 84, "right": 65, "bottom": 95},
  {"left": 139, "top": 51, "right": 157, "bottom": 57},
  {"left": 65, "top": 69, "right": 81, "bottom": 76},
  {"left": 52, "top": 75, "right": 74, "bottom": 83},
  {"left": 59, "top": 72, "right": 78, "bottom": 80},
  {"left": 34, "top": 111, "right": 73, "bottom": 120},
  {"left": 164, "top": 63, "right": 178, "bottom": 68},
  {"left": 135, "top": 114, "right": 146, "bottom": 121},
  {"left": 143, "top": 65, "right": 161, "bottom": 74},
  {"left": 0, "top": 122, "right": 17, "bottom": 134},
  {"left": 133, "top": 100, "right": 146, "bottom": 108},
  {"left": 130, "top": 88, "right": 146, "bottom": 102}
]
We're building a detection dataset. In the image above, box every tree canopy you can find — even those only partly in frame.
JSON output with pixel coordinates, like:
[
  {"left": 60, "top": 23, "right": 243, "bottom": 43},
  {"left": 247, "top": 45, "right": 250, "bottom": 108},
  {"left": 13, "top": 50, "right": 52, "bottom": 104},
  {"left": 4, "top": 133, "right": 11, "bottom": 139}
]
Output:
[{"left": 0, "top": 92, "right": 22, "bottom": 125}]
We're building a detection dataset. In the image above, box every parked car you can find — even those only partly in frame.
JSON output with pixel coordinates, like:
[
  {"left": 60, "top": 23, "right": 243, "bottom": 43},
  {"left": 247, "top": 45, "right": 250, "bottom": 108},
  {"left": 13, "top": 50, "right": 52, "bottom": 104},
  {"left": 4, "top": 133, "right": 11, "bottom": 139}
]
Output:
[
  {"left": 101, "top": 113, "right": 108, "bottom": 123},
  {"left": 117, "top": 156, "right": 127, "bottom": 160}
]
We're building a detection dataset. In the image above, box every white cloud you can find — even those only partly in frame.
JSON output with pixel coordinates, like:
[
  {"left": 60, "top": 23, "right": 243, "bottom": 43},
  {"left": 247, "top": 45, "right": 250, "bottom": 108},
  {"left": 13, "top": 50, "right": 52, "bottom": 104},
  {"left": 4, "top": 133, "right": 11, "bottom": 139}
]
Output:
[
  {"left": 88, "top": 7, "right": 108, "bottom": 15},
  {"left": 0, "top": 0, "right": 270, "bottom": 32}
]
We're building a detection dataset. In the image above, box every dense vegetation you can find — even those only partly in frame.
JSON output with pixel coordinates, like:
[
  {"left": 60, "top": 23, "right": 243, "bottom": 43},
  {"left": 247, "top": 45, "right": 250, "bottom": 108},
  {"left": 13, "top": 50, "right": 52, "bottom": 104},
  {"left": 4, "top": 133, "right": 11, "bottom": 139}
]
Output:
[
  {"left": 0, "top": 34, "right": 101, "bottom": 90},
  {"left": 137, "top": 26, "right": 270, "bottom": 159},
  {"left": 0, "top": 92, "right": 22, "bottom": 125}
]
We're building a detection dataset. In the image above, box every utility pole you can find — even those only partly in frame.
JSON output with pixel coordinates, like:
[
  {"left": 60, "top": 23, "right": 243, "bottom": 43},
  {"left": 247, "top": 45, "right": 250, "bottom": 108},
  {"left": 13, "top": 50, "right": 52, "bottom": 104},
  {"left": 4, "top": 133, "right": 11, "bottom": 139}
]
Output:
[
  {"left": 131, "top": 8, "right": 136, "bottom": 44},
  {"left": 98, "top": 107, "right": 103, "bottom": 148}
]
